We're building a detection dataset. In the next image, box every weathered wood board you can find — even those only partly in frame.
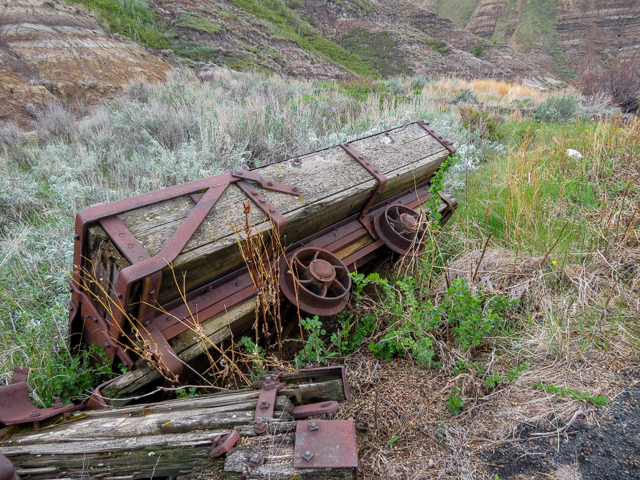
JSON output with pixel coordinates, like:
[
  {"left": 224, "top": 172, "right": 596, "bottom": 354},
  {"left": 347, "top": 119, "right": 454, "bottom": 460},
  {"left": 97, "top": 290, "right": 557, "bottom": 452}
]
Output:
[
  {"left": 90, "top": 122, "right": 449, "bottom": 306},
  {"left": 0, "top": 378, "right": 353, "bottom": 479}
]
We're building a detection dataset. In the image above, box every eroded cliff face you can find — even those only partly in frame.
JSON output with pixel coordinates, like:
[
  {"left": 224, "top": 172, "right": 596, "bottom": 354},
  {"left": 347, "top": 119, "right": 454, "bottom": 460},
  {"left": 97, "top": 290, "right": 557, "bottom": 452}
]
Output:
[
  {"left": 0, "top": 0, "right": 171, "bottom": 128},
  {"left": 461, "top": 0, "right": 640, "bottom": 76}
]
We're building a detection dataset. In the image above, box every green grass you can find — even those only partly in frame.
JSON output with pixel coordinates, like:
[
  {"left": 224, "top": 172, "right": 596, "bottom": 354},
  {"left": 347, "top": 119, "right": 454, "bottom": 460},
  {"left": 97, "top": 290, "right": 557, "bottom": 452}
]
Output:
[
  {"left": 436, "top": 0, "right": 480, "bottom": 28},
  {"left": 340, "top": 27, "right": 413, "bottom": 77},
  {"left": 71, "top": 0, "right": 171, "bottom": 49},
  {"left": 174, "top": 12, "right": 222, "bottom": 35},
  {"left": 227, "top": 0, "right": 377, "bottom": 76}
]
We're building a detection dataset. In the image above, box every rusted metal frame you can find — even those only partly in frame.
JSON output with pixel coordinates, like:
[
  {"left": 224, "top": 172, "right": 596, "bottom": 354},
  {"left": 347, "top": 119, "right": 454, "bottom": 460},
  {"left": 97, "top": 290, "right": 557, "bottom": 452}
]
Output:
[
  {"left": 70, "top": 281, "right": 134, "bottom": 366},
  {"left": 255, "top": 375, "right": 286, "bottom": 420},
  {"left": 300, "top": 365, "right": 351, "bottom": 401},
  {"left": 293, "top": 401, "right": 339, "bottom": 419},
  {"left": 437, "top": 190, "right": 458, "bottom": 226},
  {"left": 99, "top": 216, "right": 184, "bottom": 377},
  {"left": 110, "top": 181, "right": 435, "bottom": 343},
  {"left": 416, "top": 120, "right": 457, "bottom": 156},
  {"left": 232, "top": 168, "right": 300, "bottom": 196},
  {"left": 210, "top": 430, "right": 241, "bottom": 458},
  {"left": 235, "top": 180, "right": 288, "bottom": 236},
  {"left": 340, "top": 143, "right": 388, "bottom": 238}
]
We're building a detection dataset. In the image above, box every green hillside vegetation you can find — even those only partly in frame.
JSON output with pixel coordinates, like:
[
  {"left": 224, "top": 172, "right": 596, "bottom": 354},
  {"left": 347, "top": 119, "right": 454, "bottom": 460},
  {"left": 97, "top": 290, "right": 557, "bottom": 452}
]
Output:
[
  {"left": 68, "top": 0, "right": 376, "bottom": 76},
  {"left": 436, "top": 0, "right": 480, "bottom": 28},
  {"left": 340, "top": 27, "right": 413, "bottom": 77}
]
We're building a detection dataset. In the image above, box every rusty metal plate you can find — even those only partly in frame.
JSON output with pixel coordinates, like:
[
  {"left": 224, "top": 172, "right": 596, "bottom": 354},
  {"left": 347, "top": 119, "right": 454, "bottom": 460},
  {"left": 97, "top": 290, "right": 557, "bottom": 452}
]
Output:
[{"left": 294, "top": 420, "right": 358, "bottom": 469}]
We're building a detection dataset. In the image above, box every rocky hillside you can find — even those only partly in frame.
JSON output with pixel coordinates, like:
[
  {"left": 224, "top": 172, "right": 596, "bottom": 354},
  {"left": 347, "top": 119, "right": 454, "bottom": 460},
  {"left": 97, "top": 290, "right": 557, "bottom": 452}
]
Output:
[
  {"left": 0, "top": 0, "right": 171, "bottom": 128},
  {"left": 1, "top": 0, "right": 566, "bottom": 128},
  {"left": 432, "top": 0, "right": 640, "bottom": 78}
]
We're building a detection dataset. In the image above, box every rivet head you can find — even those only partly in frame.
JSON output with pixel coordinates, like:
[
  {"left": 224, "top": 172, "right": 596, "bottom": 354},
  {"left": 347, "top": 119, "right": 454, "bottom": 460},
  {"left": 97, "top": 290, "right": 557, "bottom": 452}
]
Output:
[
  {"left": 267, "top": 181, "right": 273, "bottom": 186},
  {"left": 292, "top": 187, "right": 299, "bottom": 192},
  {"left": 127, "top": 243, "right": 134, "bottom": 249},
  {"left": 138, "top": 256, "right": 145, "bottom": 261},
  {"left": 119, "top": 233, "right": 126, "bottom": 238},
  {"left": 302, "top": 450, "right": 315, "bottom": 462},
  {"left": 260, "top": 400, "right": 270, "bottom": 409},
  {"left": 259, "top": 198, "right": 266, "bottom": 203},
  {"left": 254, "top": 421, "right": 268, "bottom": 434}
]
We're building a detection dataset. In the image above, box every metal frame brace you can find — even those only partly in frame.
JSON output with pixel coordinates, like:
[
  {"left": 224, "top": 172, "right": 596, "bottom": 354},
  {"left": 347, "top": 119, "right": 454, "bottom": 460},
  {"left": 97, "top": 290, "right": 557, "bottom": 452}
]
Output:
[{"left": 340, "top": 143, "right": 387, "bottom": 238}]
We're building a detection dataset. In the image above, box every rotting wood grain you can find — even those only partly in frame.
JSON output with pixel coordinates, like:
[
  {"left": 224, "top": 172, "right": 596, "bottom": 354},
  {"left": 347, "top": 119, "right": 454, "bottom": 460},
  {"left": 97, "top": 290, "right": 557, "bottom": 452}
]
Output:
[{"left": 0, "top": 381, "right": 352, "bottom": 480}]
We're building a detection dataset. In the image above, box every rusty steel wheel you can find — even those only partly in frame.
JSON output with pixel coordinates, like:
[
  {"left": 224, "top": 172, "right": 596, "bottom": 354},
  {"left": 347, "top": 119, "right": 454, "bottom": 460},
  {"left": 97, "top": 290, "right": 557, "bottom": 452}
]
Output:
[
  {"left": 374, "top": 204, "right": 427, "bottom": 256},
  {"left": 280, "top": 248, "right": 351, "bottom": 316}
]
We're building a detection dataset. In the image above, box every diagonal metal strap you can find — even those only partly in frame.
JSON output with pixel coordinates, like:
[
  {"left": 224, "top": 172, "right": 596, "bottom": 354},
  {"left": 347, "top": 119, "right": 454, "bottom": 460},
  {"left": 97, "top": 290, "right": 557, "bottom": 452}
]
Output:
[{"left": 340, "top": 143, "right": 387, "bottom": 238}]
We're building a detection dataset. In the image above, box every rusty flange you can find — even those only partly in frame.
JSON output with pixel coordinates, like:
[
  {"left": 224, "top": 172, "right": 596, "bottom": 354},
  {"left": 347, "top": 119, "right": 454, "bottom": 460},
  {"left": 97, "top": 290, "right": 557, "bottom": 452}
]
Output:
[
  {"left": 373, "top": 204, "right": 427, "bottom": 256},
  {"left": 0, "top": 454, "right": 18, "bottom": 480},
  {"left": 280, "top": 248, "right": 351, "bottom": 316}
]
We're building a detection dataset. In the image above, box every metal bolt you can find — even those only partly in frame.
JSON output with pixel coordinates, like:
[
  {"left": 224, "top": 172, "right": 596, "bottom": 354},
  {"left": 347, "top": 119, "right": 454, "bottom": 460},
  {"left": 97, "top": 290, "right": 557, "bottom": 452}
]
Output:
[
  {"left": 308, "top": 422, "right": 319, "bottom": 432},
  {"left": 92, "top": 317, "right": 98, "bottom": 323},
  {"left": 269, "top": 208, "right": 275, "bottom": 213},
  {"left": 260, "top": 400, "right": 270, "bottom": 409},
  {"left": 235, "top": 281, "right": 240, "bottom": 286},
  {"left": 267, "top": 181, "right": 273, "bottom": 186},
  {"left": 251, "top": 190, "right": 258, "bottom": 195},
  {"left": 365, "top": 161, "right": 370, "bottom": 166},
  {"left": 259, "top": 199, "right": 266, "bottom": 203},
  {"left": 249, "top": 453, "right": 264, "bottom": 467},
  {"left": 74, "top": 234, "right": 80, "bottom": 241},
  {"left": 117, "top": 293, "right": 123, "bottom": 299},
  {"left": 149, "top": 289, "right": 156, "bottom": 295},
  {"left": 104, "top": 342, "right": 110, "bottom": 348},
  {"left": 254, "top": 421, "right": 267, "bottom": 434},
  {"left": 302, "top": 450, "right": 314, "bottom": 462},
  {"left": 374, "top": 169, "right": 379, "bottom": 173},
  {"left": 69, "top": 305, "right": 74, "bottom": 311},
  {"left": 292, "top": 187, "right": 298, "bottom": 192}
]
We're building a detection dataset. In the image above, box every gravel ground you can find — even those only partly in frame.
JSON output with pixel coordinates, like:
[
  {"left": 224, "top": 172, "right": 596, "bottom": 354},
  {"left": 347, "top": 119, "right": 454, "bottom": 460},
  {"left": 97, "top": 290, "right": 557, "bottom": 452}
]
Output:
[{"left": 484, "top": 374, "right": 640, "bottom": 480}]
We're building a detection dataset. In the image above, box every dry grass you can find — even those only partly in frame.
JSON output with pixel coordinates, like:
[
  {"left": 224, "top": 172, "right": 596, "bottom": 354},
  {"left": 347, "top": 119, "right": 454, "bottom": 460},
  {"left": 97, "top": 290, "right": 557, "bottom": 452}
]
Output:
[{"left": 424, "top": 78, "right": 553, "bottom": 106}]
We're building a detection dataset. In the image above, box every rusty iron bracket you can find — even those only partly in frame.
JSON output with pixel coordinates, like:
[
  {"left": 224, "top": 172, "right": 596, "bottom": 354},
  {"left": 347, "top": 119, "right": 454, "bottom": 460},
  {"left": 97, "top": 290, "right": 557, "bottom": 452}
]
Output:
[
  {"left": 340, "top": 143, "right": 387, "bottom": 238},
  {"left": 236, "top": 180, "right": 289, "bottom": 236},
  {"left": 254, "top": 374, "right": 286, "bottom": 421},
  {"left": 437, "top": 191, "right": 458, "bottom": 226},
  {"left": 0, "top": 454, "right": 19, "bottom": 480},
  {"left": 10, "top": 367, "right": 28, "bottom": 384},
  {"left": 294, "top": 420, "right": 358, "bottom": 470},
  {"left": 232, "top": 168, "right": 301, "bottom": 196},
  {"left": 210, "top": 429, "right": 241, "bottom": 458},
  {"left": 293, "top": 400, "right": 339, "bottom": 419},
  {"left": 416, "top": 120, "right": 457, "bottom": 156},
  {"left": 0, "top": 369, "right": 84, "bottom": 430}
]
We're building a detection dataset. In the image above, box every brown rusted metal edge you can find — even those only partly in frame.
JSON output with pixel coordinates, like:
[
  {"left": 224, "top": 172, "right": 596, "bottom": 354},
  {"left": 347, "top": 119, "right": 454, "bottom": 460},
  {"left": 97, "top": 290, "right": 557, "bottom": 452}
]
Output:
[
  {"left": 0, "top": 454, "right": 19, "bottom": 480},
  {"left": 0, "top": 370, "right": 84, "bottom": 429},
  {"left": 340, "top": 143, "right": 387, "bottom": 238},
  {"left": 293, "top": 401, "right": 339, "bottom": 419},
  {"left": 210, "top": 430, "right": 240, "bottom": 458},
  {"left": 300, "top": 365, "right": 351, "bottom": 402},
  {"left": 416, "top": 120, "right": 457, "bottom": 156}
]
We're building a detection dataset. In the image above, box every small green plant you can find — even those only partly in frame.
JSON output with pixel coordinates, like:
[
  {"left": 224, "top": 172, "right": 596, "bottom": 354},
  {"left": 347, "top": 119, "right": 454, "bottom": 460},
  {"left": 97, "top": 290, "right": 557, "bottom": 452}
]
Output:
[
  {"left": 242, "top": 336, "right": 267, "bottom": 379},
  {"left": 486, "top": 374, "right": 504, "bottom": 389},
  {"left": 294, "top": 316, "right": 336, "bottom": 367},
  {"left": 176, "top": 387, "right": 199, "bottom": 398},
  {"left": 534, "top": 95, "right": 581, "bottom": 123},
  {"left": 388, "top": 434, "right": 400, "bottom": 449},
  {"left": 474, "top": 45, "right": 483, "bottom": 57},
  {"left": 446, "top": 387, "right": 464, "bottom": 415},
  {"left": 28, "top": 344, "right": 114, "bottom": 407},
  {"left": 507, "top": 361, "right": 530, "bottom": 383},
  {"left": 533, "top": 381, "right": 611, "bottom": 406},
  {"left": 174, "top": 13, "right": 222, "bottom": 35}
]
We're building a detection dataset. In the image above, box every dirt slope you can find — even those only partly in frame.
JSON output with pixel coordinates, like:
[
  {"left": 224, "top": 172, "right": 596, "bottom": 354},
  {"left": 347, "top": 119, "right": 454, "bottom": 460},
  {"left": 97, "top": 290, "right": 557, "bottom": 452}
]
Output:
[{"left": 0, "top": 0, "right": 171, "bottom": 128}]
